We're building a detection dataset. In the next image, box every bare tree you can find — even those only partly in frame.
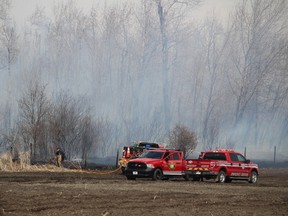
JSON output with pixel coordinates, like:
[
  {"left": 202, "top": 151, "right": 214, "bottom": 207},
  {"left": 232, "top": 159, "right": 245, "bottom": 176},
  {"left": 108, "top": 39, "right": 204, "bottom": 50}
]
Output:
[
  {"left": 154, "top": 0, "right": 201, "bottom": 131},
  {"left": 96, "top": 118, "right": 119, "bottom": 157},
  {"left": 2, "top": 127, "right": 20, "bottom": 160},
  {"left": 42, "top": 1, "right": 87, "bottom": 92},
  {"left": 81, "top": 116, "right": 99, "bottom": 167},
  {"left": 198, "top": 16, "right": 228, "bottom": 149},
  {"left": 219, "top": 0, "right": 288, "bottom": 151},
  {"left": 168, "top": 124, "right": 197, "bottom": 158},
  {"left": 0, "top": 0, "right": 18, "bottom": 76},
  {"left": 0, "top": 0, "right": 18, "bottom": 135},
  {"left": 0, "top": 23, "right": 18, "bottom": 133},
  {"left": 227, "top": 0, "right": 288, "bottom": 125},
  {"left": 0, "top": 0, "right": 10, "bottom": 21},
  {"left": 49, "top": 93, "right": 95, "bottom": 160},
  {"left": 17, "top": 81, "right": 50, "bottom": 161},
  {"left": 0, "top": 20, "right": 18, "bottom": 73}
]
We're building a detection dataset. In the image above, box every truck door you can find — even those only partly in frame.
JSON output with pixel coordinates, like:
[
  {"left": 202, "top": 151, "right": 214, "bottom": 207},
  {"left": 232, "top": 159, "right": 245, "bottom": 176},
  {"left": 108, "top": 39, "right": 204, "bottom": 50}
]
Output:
[
  {"left": 229, "top": 153, "right": 249, "bottom": 177},
  {"left": 162, "top": 152, "right": 183, "bottom": 176}
]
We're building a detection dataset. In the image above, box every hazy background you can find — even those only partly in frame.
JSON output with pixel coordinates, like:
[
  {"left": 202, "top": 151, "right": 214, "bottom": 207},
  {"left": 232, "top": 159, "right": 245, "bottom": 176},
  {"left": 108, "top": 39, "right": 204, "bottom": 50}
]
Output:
[{"left": 1, "top": 0, "right": 287, "bottom": 162}]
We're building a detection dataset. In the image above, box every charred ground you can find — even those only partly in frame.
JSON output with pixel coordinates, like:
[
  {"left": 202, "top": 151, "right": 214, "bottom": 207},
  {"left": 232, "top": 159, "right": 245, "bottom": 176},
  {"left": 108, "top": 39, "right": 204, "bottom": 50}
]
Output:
[{"left": 0, "top": 168, "right": 287, "bottom": 216}]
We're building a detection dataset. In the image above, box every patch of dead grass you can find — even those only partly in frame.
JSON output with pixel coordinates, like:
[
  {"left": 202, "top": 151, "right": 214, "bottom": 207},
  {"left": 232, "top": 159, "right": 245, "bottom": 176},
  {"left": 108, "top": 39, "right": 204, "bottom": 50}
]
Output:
[{"left": 0, "top": 152, "right": 70, "bottom": 172}]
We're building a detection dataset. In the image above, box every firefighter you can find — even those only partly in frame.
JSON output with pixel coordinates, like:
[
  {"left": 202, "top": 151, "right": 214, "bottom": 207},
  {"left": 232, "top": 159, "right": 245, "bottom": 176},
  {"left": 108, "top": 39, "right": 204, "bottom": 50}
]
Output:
[
  {"left": 130, "top": 150, "right": 137, "bottom": 159},
  {"left": 55, "top": 147, "right": 65, "bottom": 167}
]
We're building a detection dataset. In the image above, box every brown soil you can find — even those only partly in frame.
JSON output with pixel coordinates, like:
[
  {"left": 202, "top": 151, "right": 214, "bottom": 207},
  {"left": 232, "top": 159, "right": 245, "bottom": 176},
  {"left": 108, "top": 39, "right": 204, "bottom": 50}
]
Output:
[{"left": 0, "top": 168, "right": 287, "bottom": 216}]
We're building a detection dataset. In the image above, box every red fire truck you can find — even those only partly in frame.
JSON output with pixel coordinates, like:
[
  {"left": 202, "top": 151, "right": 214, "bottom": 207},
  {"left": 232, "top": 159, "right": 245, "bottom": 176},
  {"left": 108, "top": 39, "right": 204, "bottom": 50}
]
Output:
[
  {"left": 124, "top": 148, "right": 186, "bottom": 180},
  {"left": 185, "top": 149, "right": 259, "bottom": 183},
  {"left": 118, "top": 142, "right": 164, "bottom": 173}
]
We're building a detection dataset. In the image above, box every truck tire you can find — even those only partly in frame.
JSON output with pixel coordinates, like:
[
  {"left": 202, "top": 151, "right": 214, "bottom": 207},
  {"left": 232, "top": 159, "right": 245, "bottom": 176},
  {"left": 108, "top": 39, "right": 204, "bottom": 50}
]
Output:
[
  {"left": 184, "top": 175, "right": 190, "bottom": 181},
  {"left": 216, "top": 170, "right": 226, "bottom": 183},
  {"left": 152, "top": 168, "right": 163, "bottom": 180},
  {"left": 248, "top": 171, "right": 258, "bottom": 183}
]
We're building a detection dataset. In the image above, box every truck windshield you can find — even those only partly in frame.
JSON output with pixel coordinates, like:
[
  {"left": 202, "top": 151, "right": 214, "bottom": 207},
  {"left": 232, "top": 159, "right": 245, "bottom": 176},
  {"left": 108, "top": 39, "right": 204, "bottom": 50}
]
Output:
[{"left": 140, "top": 151, "right": 164, "bottom": 159}]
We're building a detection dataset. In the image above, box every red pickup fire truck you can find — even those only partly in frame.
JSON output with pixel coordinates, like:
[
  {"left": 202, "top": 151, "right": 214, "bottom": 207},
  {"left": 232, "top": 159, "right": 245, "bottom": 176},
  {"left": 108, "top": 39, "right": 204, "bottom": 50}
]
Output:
[
  {"left": 185, "top": 149, "right": 259, "bottom": 183},
  {"left": 124, "top": 148, "right": 186, "bottom": 180}
]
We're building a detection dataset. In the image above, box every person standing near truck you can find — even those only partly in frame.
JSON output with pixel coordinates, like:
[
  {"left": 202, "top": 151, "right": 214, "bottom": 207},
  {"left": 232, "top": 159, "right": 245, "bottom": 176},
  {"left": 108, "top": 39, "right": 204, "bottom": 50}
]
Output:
[{"left": 55, "top": 147, "right": 65, "bottom": 167}]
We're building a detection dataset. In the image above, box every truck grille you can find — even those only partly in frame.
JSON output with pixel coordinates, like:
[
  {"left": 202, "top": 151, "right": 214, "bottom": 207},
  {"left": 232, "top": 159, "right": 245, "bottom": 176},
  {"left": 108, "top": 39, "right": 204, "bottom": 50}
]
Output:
[{"left": 127, "top": 162, "right": 147, "bottom": 170}]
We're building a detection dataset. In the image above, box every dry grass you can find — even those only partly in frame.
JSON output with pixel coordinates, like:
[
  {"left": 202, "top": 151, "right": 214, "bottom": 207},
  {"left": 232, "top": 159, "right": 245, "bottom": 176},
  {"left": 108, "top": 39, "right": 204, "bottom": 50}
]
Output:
[
  {"left": 0, "top": 151, "right": 69, "bottom": 172},
  {"left": 0, "top": 152, "right": 113, "bottom": 174},
  {"left": 0, "top": 152, "right": 14, "bottom": 171}
]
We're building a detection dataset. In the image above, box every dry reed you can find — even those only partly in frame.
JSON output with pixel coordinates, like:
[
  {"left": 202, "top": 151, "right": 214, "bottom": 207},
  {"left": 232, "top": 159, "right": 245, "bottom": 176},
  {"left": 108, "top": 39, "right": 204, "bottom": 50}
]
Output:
[{"left": 0, "top": 151, "right": 69, "bottom": 172}]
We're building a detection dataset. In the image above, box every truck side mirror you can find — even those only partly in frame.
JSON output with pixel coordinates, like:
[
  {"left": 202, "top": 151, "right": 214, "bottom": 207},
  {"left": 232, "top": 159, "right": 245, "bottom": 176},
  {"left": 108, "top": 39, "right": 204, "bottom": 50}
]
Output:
[
  {"left": 245, "top": 159, "right": 250, "bottom": 163},
  {"left": 165, "top": 157, "right": 169, "bottom": 162}
]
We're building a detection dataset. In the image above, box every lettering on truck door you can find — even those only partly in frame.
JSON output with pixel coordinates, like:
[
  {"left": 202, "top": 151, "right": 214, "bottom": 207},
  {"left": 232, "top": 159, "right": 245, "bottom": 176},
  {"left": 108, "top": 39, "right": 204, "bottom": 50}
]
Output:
[{"left": 229, "top": 153, "right": 249, "bottom": 177}]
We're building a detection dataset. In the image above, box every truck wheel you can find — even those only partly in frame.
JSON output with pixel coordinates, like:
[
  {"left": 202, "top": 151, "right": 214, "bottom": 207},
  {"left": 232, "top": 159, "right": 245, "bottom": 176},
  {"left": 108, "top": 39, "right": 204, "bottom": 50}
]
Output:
[
  {"left": 153, "top": 168, "right": 163, "bottom": 180},
  {"left": 248, "top": 171, "right": 258, "bottom": 183},
  {"left": 216, "top": 170, "right": 226, "bottom": 183},
  {"left": 184, "top": 175, "right": 190, "bottom": 181}
]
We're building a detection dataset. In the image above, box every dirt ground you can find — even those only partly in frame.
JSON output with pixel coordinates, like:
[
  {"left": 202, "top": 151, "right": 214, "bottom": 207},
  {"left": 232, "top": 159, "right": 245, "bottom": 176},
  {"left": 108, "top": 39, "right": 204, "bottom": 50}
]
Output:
[{"left": 0, "top": 168, "right": 287, "bottom": 216}]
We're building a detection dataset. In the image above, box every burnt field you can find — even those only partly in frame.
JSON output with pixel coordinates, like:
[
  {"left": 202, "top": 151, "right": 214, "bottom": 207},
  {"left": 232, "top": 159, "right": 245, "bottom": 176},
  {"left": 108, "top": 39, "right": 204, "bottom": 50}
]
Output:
[{"left": 0, "top": 168, "right": 287, "bottom": 216}]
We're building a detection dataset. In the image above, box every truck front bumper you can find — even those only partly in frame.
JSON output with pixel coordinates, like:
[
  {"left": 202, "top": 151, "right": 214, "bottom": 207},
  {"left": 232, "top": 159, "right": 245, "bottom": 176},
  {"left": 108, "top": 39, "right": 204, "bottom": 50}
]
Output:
[{"left": 125, "top": 168, "right": 155, "bottom": 178}]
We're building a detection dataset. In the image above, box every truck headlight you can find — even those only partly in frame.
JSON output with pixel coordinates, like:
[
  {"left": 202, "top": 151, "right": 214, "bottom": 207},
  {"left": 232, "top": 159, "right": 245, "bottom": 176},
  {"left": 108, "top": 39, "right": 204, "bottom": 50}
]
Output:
[{"left": 146, "top": 164, "right": 154, "bottom": 168}]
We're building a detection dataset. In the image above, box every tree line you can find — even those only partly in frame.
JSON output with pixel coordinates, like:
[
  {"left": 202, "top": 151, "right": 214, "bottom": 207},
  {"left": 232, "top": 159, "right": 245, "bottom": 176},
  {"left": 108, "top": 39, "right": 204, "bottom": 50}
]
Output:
[
  {"left": 2, "top": 81, "right": 98, "bottom": 163},
  {"left": 0, "top": 0, "right": 288, "bottom": 160}
]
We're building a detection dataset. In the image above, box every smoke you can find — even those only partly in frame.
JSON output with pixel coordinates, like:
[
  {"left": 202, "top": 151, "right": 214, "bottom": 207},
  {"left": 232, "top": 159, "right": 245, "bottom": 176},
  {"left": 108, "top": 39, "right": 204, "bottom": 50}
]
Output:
[{"left": 0, "top": 0, "right": 287, "bottom": 162}]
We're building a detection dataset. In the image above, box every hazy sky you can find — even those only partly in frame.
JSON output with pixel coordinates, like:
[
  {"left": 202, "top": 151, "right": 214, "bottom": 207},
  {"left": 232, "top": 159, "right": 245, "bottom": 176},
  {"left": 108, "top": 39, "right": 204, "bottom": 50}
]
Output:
[
  {"left": 4, "top": 0, "right": 287, "bottom": 159},
  {"left": 10, "top": 0, "right": 239, "bottom": 28}
]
